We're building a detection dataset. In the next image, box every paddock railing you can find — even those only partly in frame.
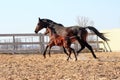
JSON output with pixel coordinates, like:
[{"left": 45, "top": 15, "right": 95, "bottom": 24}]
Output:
[{"left": 0, "top": 33, "right": 106, "bottom": 54}]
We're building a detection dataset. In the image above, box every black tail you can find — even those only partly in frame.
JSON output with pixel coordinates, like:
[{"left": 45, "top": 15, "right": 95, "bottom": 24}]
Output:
[{"left": 85, "top": 26, "right": 109, "bottom": 41}]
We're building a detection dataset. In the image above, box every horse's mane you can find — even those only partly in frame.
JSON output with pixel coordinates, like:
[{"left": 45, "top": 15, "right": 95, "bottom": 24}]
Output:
[{"left": 41, "top": 19, "right": 64, "bottom": 27}]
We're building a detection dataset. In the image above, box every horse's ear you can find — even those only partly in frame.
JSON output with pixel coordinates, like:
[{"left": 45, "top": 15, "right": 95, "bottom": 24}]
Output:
[{"left": 38, "top": 17, "right": 40, "bottom": 22}]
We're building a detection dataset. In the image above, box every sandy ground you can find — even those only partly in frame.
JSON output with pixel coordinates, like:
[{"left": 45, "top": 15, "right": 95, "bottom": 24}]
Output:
[{"left": 0, "top": 52, "right": 120, "bottom": 80}]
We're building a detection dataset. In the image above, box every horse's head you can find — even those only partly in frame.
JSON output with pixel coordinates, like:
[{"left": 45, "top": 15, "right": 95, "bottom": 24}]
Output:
[
  {"left": 44, "top": 27, "right": 49, "bottom": 35},
  {"left": 34, "top": 17, "right": 49, "bottom": 34},
  {"left": 44, "top": 26, "right": 57, "bottom": 37},
  {"left": 34, "top": 17, "right": 64, "bottom": 34}
]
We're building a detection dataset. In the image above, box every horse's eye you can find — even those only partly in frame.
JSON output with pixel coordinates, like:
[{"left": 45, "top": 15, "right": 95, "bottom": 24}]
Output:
[{"left": 43, "top": 24, "right": 45, "bottom": 26}]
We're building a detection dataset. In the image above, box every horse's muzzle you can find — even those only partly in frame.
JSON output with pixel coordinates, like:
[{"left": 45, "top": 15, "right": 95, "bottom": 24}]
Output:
[{"left": 34, "top": 31, "right": 38, "bottom": 34}]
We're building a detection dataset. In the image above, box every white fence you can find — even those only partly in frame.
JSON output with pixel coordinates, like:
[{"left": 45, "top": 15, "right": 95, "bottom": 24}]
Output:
[
  {"left": 0, "top": 33, "right": 106, "bottom": 54},
  {"left": 0, "top": 33, "right": 44, "bottom": 53}
]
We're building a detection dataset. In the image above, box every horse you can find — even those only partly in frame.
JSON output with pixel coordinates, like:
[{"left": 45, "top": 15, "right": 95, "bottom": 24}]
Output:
[
  {"left": 35, "top": 17, "right": 109, "bottom": 59},
  {"left": 44, "top": 26, "right": 69, "bottom": 57},
  {"left": 43, "top": 26, "right": 77, "bottom": 61}
]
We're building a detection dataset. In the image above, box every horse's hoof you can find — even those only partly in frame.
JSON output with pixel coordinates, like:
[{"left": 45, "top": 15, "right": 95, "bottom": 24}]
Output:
[
  {"left": 43, "top": 55, "right": 46, "bottom": 59},
  {"left": 75, "top": 59, "right": 77, "bottom": 61},
  {"left": 95, "top": 57, "right": 98, "bottom": 59},
  {"left": 94, "top": 56, "right": 97, "bottom": 59},
  {"left": 67, "top": 58, "right": 69, "bottom": 61}
]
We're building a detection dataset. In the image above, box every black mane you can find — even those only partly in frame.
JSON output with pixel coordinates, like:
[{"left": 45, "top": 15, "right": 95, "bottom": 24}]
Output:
[{"left": 41, "top": 19, "right": 64, "bottom": 27}]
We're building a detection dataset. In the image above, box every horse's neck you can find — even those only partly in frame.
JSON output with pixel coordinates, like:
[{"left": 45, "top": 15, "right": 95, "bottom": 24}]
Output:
[
  {"left": 48, "top": 28, "right": 58, "bottom": 38},
  {"left": 51, "top": 32, "right": 58, "bottom": 38},
  {"left": 49, "top": 23, "right": 64, "bottom": 30}
]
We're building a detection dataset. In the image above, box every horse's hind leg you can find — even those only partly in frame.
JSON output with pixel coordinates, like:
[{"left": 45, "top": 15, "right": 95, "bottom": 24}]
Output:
[
  {"left": 67, "top": 49, "right": 71, "bottom": 61},
  {"left": 82, "top": 40, "right": 97, "bottom": 59},
  {"left": 75, "top": 36, "right": 85, "bottom": 54},
  {"left": 77, "top": 29, "right": 88, "bottom": 55},
  {"left": 63, "top": 47, "right": 68, "bottom": 55},
  {"left": 67, "top": 48, "right": 77, "bottom": 61},
  {"left": 71, "top": 48, "right": 77, "bottom": 61},
  {"left": 77, "top": 41, "right": 85, "bottom": 55},
  {"left": 63, "top": 47, "right": 72, "bottom": 59}
]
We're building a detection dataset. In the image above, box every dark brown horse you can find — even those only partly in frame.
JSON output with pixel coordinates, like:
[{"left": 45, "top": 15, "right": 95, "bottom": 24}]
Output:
[
  {"left": 35, "top": 18, "right": 109, "bottom": 59},
  {"left": 43, "top": 26, "right": 77, "bottom": 61}
]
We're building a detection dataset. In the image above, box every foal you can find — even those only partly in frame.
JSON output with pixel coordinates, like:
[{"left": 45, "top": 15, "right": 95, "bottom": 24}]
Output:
[{"left": 43, "top": 27, "right": 77, "bottom": 61}]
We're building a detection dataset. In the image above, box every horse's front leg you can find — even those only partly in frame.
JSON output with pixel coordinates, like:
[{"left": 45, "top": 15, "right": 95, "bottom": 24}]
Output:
[
  {"left": 71, "top": 48, "right": 77, "bottom": 61},
  {"left": 67, "top": 48, "right": 72, "bottom": 61},
  {"left": 63, "top": 46, "right": 72, "bottom": 59},
  {"left": 48, "top": 46, "right": 52, "bottom": 57},
  {"left": 43, "top": 45, "right": 49, "bottom": 58},
  {"left": 47, "top": 41, "right": 55, "bottom": 58}
]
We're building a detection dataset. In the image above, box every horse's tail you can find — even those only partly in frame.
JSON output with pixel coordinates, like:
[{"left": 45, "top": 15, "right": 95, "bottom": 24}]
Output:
[{"left": 85, "top": 26, "right": 109, "bottom": 41}]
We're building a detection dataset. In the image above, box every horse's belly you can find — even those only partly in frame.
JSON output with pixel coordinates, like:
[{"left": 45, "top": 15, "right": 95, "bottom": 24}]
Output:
[{"left": 54, "top": 38, "right": 63, "bottom": 46}]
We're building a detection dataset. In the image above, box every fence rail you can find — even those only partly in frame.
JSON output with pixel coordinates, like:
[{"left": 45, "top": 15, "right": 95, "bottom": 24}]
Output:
[{"left": 0, "top": 33, "right": 106, "bottom": 54}]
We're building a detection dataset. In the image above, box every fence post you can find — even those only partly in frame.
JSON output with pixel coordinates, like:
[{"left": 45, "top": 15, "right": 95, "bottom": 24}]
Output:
[
  {"left": 42, "top": 34, "right": 45, "bottom": 53},
  {"left": 96, "top": 36, "right": 99, "bottom": 52},
  {"left": 39, "top": 34, "right": 41, "bottom": 53},
  {"left": 39, "top": 34, "right": 45, "bottom": 53},
  {"left": 12, "top": 35, "right": 15, "bottom": 54}
]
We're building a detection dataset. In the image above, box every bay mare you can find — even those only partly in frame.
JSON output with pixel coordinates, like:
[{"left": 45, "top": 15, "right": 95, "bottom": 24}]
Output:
[
  {"left": 35, "top": 18, "right": 109, "bottom": 59},
  {"left": 43, "top": 26, "right": 77, "bottom": 61}
]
